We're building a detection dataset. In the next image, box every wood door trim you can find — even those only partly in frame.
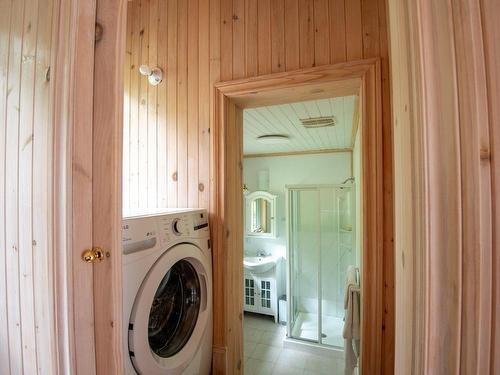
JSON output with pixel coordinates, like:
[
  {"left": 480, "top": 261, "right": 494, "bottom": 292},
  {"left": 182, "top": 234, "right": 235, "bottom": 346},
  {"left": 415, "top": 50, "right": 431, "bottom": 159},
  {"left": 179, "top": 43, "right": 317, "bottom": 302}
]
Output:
[
  {"left": 92, "top": 0, "right": 127, "bottom": 373},
  {"left": 212, "top": 59, "right": 388, "bottom": 374}
]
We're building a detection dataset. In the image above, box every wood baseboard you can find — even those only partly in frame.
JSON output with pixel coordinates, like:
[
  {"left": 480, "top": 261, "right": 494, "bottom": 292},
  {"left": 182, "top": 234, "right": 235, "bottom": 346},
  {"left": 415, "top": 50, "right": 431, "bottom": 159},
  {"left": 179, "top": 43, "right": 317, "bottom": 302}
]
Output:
[{"left": 212, "top": 345, "right": 227, "bottom": 375}]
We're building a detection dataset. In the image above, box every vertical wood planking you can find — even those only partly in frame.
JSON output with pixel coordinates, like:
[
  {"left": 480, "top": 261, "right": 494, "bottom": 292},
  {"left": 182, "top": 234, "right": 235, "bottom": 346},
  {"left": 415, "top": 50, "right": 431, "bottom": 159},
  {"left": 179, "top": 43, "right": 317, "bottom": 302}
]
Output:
[
  {"left": 177, "top": 0, "right": 188, "bottom": 207},
  {"left": 209, "top": 0, "right": 221, "bottom": 216},
  {"left": 138, "top": 0, "right": 150, "bottom": 209},
  {"left": 123, "top": 4, "right": 132, "bottom": 212},
  {"left": 329, "top": 0, "right": 346, "bottom": 63},
  {"left": 5, "top": 0, "right": 26, "bottom": 372},
  {"left": 167, "top": 0, "right": 178, "bottom": 207},
  {"left": 129, "top": 0, "right": 140, "bottom": 210},
  {"left": 1, "top": 0, "right": 57, "bottom": 371},
  {"left": 313, "top": 0, "right": 330, "bottom": 66},
  {"left": 0, "top": 0, "right": 12, "bottom": 371},
  {"left": 123, "top": 0, "right": 392, "bottom": 217},
  {"left": 361, "top": 0, "right": 380, "bottom": 58},
  {"left": 198, "top": 0, "right": 210, "bottom": 208},
  {"left": 345, "top": 0, "right": 363, "bottom": 60},
  {"left": 187, "top": 0, "right": 199, "bottom": 207},
  {"left": 220, "top": 0, "right": 233, "bottom": 81},
  {"left": 157, "top": 0, "right": 168, "bottom": 208},
  {"left": 298, "top": 0, "right": 315, "bottom": 68},
  {"left": 18, "top": 0, "right": 39, "bottom": 371},
  {"left": 452, "top": 0, "right": 491, "bottom": 373},
  {"left": 284, "top": 0, "right": 300, "bottom": 71},
  {"left": 147, "top": 0, "right": 159, "bottom": 208},
  {"left": 232, "top": 0, "right": 245, "bottom": 79},
  {"left": 270, "top": 0, "right": 285, "bottom": 73},
  {"left": 387, "top": 2, "right": 418, "bottom": 372},
  {"left": 209, "top": 0, "right": 222, "bottom": 356},
  {"left": 244, "top": 0, "right": 258, "bottom": 77},
  {"left": 257, "top": 0, "right": 271, "bottom": 75},
  {"left": 481, "top": 0, "right": 500, "bottom": 372},
  {"left": 32, "top": 0, "right": 56, "bottom": 371}
]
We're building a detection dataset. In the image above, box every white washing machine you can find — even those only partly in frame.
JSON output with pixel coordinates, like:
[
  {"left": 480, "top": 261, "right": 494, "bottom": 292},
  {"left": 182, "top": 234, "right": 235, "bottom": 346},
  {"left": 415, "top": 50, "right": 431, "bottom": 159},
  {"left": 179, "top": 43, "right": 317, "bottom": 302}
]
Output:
[{"left": 122, "top": 209, "right": 212, "bottom": 375}]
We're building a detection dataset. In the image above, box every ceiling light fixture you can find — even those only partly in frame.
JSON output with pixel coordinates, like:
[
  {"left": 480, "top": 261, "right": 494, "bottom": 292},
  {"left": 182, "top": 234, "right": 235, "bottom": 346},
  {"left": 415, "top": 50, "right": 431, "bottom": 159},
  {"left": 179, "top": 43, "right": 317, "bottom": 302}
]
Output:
[{"left": 257, "top": 134, "right": 290, "bottom": 144}]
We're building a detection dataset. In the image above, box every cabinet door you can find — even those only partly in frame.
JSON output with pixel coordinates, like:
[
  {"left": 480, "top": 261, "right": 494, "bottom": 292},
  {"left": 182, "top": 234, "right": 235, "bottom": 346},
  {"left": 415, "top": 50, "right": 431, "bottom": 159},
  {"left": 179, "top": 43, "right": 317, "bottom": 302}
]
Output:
[
  {"left": 244, "top": 276, "right": 257, "bottom": 311},
  {"left": 258, "top": 278, "right": 275, "bottom": 314}
]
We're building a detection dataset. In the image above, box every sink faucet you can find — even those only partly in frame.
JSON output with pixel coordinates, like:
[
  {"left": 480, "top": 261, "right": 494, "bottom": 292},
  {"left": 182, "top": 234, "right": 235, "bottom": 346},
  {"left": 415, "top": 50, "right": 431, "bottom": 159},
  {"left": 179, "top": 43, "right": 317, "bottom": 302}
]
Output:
[{"left": 256, "top": 250, "right": 267, "bottom": 257}]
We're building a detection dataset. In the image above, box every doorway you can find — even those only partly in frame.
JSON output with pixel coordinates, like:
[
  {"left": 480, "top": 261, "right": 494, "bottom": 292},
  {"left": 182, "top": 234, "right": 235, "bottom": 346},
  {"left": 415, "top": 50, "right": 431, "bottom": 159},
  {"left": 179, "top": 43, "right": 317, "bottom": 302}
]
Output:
[
  {"left": 212, "top": 60, "right": 387, "bottom": 374},
  {"left": 240, "top": 91, "right": 362, "bottom": 374}
]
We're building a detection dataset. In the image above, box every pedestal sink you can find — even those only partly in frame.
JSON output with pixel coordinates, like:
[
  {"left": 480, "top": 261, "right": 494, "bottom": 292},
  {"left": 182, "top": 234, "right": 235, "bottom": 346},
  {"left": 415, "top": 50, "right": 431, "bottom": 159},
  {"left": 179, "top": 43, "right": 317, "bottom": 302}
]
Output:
[{"left": 243, "top": 255, "right": 279, "bottom": 274}]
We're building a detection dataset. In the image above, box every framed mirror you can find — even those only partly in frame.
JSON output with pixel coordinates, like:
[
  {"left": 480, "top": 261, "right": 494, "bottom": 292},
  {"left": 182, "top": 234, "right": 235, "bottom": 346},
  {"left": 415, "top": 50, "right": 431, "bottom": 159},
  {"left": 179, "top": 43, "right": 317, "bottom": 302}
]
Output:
[{"left": 245, "top": 191, "right": 277, "bottom": 238}]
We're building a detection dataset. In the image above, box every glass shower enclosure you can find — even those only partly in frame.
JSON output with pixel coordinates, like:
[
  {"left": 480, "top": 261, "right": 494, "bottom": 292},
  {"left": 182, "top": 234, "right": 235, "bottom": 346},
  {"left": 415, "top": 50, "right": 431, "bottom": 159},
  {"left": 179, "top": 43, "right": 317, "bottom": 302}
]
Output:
[{"left": 286, "top": 184, "right": 356, "bottom": 349}]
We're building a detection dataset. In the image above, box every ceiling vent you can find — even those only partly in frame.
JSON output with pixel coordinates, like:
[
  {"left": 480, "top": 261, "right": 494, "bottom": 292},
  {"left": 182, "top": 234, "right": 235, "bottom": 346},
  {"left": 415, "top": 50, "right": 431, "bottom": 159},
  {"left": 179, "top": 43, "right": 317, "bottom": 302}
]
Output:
[{"left": 300, "top": 116, "right": 336, "bottom": 129}]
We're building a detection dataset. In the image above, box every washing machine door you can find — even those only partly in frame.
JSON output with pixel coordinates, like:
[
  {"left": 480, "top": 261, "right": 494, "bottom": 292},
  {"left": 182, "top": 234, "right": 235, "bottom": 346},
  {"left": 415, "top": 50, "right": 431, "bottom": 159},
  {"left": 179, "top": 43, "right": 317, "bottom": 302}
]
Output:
[{"left": 128, "top": 243, "right": 211, "bottom": 375}]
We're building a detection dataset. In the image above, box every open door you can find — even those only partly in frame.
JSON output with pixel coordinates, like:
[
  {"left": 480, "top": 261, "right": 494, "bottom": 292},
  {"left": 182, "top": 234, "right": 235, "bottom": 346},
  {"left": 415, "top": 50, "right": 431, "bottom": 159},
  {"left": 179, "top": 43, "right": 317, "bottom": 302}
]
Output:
[
  {"left": 90, "top": 0, "right": 126, "bottom": 372},
  {"left": 54, "top": 0, "right": 126, "bottom": 373}
]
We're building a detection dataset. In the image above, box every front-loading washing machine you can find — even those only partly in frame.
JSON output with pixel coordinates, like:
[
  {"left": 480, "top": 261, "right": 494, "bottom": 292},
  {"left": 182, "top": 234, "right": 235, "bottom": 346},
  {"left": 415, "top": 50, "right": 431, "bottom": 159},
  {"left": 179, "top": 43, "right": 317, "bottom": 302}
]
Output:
[{"left": 122, "top": 209, "right": 212, "bottom": 375}]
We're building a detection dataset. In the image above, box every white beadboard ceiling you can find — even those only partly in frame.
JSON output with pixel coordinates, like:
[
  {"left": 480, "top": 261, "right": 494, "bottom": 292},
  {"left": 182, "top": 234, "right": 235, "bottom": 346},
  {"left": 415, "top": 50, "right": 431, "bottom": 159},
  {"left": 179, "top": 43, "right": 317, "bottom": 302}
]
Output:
[{"left": 243, "top": 95, "right": 357, "bottom": 155}]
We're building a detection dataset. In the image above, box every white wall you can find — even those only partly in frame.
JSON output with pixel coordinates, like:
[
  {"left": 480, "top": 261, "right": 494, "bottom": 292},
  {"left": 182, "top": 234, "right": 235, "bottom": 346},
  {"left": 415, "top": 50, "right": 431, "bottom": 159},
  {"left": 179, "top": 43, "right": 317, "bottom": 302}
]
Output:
[
  {"left": 243, "top": 153, "right": 352, "bottom": 316},
  {"left": 243, "top": 153, "right": 352, "bottom": 259}
]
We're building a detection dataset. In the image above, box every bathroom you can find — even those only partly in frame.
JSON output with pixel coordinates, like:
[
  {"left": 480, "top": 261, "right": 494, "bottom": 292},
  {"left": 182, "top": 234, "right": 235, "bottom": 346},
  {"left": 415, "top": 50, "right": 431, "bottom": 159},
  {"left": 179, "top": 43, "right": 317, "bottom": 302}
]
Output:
[{"left": 242, "top": 97, "right": 362, "bottom": 375}]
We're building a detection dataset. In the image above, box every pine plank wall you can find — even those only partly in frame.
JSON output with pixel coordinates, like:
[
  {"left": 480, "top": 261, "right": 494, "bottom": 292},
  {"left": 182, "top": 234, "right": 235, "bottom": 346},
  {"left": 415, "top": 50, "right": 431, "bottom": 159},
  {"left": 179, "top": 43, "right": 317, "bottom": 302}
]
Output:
[
  {"left": 0, "top": 0, "right": 57, "bottom": 373},
  {"left": 124, "top": 0, "right": 393, "bottom": 372}
]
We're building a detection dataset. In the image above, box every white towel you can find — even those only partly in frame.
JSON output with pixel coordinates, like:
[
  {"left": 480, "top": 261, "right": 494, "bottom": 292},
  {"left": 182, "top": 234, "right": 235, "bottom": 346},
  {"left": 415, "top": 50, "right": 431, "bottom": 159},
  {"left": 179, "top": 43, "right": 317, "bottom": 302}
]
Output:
[{"left": 343, "top": 266, "right": 360, "bottom": 375}]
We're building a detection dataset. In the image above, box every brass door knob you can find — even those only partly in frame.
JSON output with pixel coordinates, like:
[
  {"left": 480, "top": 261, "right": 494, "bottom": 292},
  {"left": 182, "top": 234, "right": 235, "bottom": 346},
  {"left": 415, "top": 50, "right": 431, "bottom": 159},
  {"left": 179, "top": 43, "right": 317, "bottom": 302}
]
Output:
[{"left": 82, "top": 247, "right": 105, "bottom": 263}]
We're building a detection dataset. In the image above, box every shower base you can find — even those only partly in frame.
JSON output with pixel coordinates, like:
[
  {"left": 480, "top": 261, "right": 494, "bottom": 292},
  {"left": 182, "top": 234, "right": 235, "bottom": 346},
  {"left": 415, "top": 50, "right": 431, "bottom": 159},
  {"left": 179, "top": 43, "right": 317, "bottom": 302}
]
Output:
[{"left": 290, "top": 312, "right": 345, "bottom": 348}]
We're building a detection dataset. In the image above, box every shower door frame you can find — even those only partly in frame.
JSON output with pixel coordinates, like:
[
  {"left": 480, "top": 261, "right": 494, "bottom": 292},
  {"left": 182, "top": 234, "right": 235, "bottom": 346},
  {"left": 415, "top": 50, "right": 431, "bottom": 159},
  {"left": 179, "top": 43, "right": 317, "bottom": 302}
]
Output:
[
  {"left": 285, "top": 186, "right": 323, "bottom": 345},
  {"left": 285, "top": 184, "right": 356, "bottom": 349},
  {"left": 213, "top": 59, "right": 388, "bottom": 374}
]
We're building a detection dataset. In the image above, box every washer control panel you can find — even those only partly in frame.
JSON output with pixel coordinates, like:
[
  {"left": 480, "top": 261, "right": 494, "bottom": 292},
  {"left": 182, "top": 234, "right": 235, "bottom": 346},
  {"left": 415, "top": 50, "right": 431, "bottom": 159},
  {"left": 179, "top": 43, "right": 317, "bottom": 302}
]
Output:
[
  {"left": 122, "top": 216, "right": 158, "bottom": 255},
  {"left": 123, "top": 209, "right": 209, "bottom": 255},
  {"left": 158, "top": 210, "right": 209, "bottom": 243}
]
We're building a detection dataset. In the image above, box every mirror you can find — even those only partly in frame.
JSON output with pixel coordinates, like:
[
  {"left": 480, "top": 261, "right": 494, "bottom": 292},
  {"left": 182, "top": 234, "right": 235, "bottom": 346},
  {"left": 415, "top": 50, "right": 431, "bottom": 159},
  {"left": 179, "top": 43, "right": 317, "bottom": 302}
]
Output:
[
  {"left": 250, "top": 198, "right": 271, "bottom": 233},
  {"left": 245, "top": 191, "right": 277, "bottom": 238}
]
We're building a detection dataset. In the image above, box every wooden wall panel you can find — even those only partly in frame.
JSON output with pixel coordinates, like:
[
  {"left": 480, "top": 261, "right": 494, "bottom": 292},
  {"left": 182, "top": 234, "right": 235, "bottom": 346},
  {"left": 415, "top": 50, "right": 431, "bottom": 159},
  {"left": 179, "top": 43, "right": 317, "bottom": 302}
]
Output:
[
  {"left": 329, "top": 0, "right": 346, "bottom": 63},
  {"left": 123, "top": 0, "right": 390, "bottom": 205},
  {"left": 0, "top": 0, "right": 57, "bottom": 373},
  {"left": 387, "top": 0, "right": 500, "bottom": 373},
  {"left": 124, "top": 0, "right": 393, "bottom": 372},
  {"left": 284, "top": 0, "right": 300, "bottom": 70},
  {"left": 481, "top": 0, "right": 500, "bottom": 371}
]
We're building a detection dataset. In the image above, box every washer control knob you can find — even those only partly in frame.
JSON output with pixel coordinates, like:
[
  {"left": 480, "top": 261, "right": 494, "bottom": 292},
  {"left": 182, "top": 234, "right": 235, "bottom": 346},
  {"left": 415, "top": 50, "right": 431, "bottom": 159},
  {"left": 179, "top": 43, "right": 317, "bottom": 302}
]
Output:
[{"left": 172, "top": 218, "right": 181, "bottom": 235}]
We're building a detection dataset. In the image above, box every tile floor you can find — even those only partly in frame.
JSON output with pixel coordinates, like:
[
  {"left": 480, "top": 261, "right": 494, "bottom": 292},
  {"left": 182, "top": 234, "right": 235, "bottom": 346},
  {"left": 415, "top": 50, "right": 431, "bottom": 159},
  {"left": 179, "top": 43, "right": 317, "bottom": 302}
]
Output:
[{"left": 243, "top": 313, "right": 345, "bottom": 375}]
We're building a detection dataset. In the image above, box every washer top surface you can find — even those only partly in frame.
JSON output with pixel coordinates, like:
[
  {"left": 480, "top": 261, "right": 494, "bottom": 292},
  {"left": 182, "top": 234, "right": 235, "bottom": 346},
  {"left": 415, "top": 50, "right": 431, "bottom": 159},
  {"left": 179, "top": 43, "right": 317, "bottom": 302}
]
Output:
[{"left": 123, "top": 207, "right": 206, "bottom": 220}]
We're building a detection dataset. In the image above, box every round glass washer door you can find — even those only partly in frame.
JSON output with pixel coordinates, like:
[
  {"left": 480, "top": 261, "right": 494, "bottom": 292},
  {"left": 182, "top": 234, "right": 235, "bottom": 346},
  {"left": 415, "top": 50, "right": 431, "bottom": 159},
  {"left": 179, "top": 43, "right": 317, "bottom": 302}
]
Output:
[
  {"left": 148, "top": 259, "right": 200, "bottom": 358},
  {"left": 128, "top": 243, "right": 210, "bottom": 375}
]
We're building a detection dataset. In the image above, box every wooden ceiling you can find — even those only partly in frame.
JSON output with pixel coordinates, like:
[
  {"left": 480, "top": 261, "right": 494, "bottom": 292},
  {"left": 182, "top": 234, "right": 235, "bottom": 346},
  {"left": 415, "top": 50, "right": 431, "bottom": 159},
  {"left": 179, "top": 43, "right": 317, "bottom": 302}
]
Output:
[{"left": 243, "top": 95, "right": 358, "bottom": 156}]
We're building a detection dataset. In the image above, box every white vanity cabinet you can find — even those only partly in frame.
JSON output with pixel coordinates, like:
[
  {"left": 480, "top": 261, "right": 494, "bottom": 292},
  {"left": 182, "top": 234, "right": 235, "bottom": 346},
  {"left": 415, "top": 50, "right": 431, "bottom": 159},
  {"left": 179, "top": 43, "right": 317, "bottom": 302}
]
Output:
[{"left": 243, "top": 270, "right": 278, "bottom": 322}]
